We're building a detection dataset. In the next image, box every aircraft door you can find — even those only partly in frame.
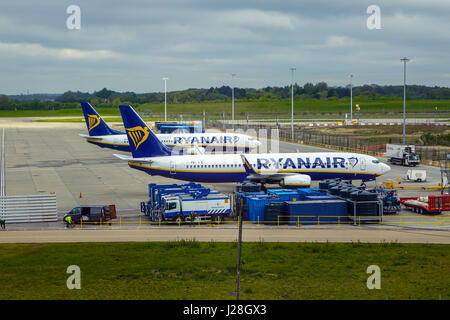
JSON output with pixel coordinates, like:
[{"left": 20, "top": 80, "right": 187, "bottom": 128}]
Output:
[
  {"left": 170, "top": 160, "right": 176, "bottom": 175},
  {"left": 360, "top": 157, "right": 366, "bottom": 171},
  {"left": 344, "top": 159, "right": 350, "bottom": 171}
]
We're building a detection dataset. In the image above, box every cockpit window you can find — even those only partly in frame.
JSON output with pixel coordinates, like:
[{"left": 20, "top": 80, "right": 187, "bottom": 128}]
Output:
[{"left": 372, "top": 159, "right": 380, "bottom": 164}]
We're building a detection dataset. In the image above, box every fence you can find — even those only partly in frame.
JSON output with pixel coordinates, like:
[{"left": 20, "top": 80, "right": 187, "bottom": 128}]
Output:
[
  {"left": 76, "top": 214, "right": 450, "bottom": 228},
  {"left": 0, "top": 194, "right": 58, "bottom": 223}
]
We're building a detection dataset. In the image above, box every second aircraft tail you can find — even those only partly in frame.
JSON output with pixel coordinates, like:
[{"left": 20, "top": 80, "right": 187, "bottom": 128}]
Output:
[{"left": 81, "top": 102, "right": 123, "bottom": 136}]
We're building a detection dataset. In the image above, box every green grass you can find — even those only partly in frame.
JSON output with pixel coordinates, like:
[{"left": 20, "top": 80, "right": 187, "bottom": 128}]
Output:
[
  {"left": 1, "top": 98, "right": 449, "bottom": 119},
  {"left": 135, "top": 98, "right": 450, "bottom": 119},
  {"left": 0, "top": 241, "right": 448, "bottom": 300}
]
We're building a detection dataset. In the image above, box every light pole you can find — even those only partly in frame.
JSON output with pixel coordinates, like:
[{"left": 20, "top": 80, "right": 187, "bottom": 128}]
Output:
[
  {"left": 162, "top": 77, "right": 169, "bottom": 121},
  {"left": 231, "top": 73, "right": 236, "bottom": 131},
  {"left": 289, "top": 67, "right": 296, "bottom": 140},
  {"left": 400, "top": 57, "right": 410, "bottom": 145},
  {"left": 350, "top": 74, "right": 353, "bottom": 122}
]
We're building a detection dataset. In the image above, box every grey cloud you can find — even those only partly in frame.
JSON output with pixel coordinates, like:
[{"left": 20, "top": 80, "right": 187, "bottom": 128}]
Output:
[{"left": 0, "top": 0, "right": 448, "bottom": 94}]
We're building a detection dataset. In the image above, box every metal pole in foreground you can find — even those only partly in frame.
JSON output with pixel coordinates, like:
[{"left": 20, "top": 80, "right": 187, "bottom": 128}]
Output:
[
  {"left": 289, "top": 67, "right": 296, "bottom": 140},
  {"left": 400, "top": 57, "right": 410, "bottom": 145},
  {"left": 350, "top": 74, "right": 353, "bottom": 122},
  {"left": 1, "top": 128, "right": 5, "bottom": 197},
  {"left": 231, "top": 73, "right": 236, "bottom": 131},
  {"left": 162, "top": 77, "right": 169, "bottom": 121},
  {"left": 0, "top": 129, "right": 4, "bottom": 222},
  {"left": 235, "top": 199, "right": 243, "bottom": 300}
]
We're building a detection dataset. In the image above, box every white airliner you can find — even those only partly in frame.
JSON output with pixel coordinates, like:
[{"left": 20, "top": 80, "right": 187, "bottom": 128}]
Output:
[
  {"left": 114, "top": 105, "right": 391, "bottom": 188},
  {"left": 79, "top": 102, "right": 260, "bottom": 154}
]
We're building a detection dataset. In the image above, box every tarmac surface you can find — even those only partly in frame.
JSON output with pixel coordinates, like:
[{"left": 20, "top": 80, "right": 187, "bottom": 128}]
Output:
[
  {"left": 1, "top": 227, "right": 449, "bottom": 244},
  {"left": 0, "top": 118, "right": 448, "bottom": 243}
]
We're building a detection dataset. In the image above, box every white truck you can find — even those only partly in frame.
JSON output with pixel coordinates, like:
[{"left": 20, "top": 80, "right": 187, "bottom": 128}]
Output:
[
  {"left": 385, "top": 144, "right": 420, "bottom": 166},
  {"left": 406, "top": 169, "right": 427, "bottom": 182},
  {"left": 160, "top": 193, "right": 231, "bottom": 222}
]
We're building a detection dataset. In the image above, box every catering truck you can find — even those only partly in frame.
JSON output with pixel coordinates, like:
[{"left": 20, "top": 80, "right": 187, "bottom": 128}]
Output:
[{"left": 385, "top": 144, "right": 420, "bottom": 166}]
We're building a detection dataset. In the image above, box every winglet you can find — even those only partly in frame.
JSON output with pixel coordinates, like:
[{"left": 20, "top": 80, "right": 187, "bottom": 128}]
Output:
[{"left": 240, "top": 155, "right": 257, "bottom": 174}]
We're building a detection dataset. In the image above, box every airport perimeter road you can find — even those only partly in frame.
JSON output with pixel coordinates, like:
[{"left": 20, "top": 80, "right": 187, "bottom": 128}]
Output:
[{"left": 0, "top": 227, "right": 449, "bottom": 244}]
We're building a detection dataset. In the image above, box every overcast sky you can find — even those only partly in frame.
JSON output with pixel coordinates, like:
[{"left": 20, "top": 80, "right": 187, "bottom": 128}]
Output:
[{"left": 0, "top": 0, "right": 449, "bottom": 94}]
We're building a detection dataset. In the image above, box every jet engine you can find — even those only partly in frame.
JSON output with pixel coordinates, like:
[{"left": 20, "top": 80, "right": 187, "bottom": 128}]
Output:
[{"left": 279, "top": 174, "right": 311, "bottom": 188}]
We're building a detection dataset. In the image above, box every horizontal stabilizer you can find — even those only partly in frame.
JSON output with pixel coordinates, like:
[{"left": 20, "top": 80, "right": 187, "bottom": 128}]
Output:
[
  {"left": 113, "top": 154, "right": 153, "bottom": 163},
  {"left": 79, "top": 134, "right": 102, "bottom": 140},
  {"left": 113, "top": 154, "right": 135, "bottom": 161}
]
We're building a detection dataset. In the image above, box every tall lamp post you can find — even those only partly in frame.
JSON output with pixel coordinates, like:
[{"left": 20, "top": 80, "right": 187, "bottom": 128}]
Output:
[
  {"left": 400, "top": 57, "right": 410, "bottom": 145},
  {"left": 289, "top": 67, "right": 296, "bottom": 140},
  {"left": 231, "top": 73, "right": 236, "bottom": 131},
  {"left": 162, "top": 77, "right": 169, "bottom": 121},
  {"left": 350, "top": 74, "right": 353, "bottom": 122}
]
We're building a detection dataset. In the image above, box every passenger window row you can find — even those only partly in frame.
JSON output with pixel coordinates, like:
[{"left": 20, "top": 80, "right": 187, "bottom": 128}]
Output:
[{"left": 186, "top": 164, "right": 245, "bottom": 169}]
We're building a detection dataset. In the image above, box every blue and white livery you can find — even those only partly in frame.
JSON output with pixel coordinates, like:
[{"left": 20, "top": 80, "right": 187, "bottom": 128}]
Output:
[
  {"left": 79, "top": 102, "right": 260, "bottom": 153},
  {"left": 114, "top": 105, "right": 391, "bottom": 187}
]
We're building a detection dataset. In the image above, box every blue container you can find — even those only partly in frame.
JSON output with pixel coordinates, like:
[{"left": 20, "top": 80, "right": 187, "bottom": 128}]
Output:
[
  {"left": 246, "top": 196, "right": 280, "bottom": 222},
  {"left": 284, "top": 200, "right": 348, "bottom": 225},
  {"left": 267, "top": 189, "right": 290, "bottom": 195},
  {"left": 296, "top": 188, "right": 327, "bottom": 197},
  {"left": 246, "top": 197, "right": 273, "bottom": 222},
  {"left": 304, "top": 195, "right": 339, "bottom": 201},
  {"left": 267, "top": 189, "right": 299, "bottom": 201}
]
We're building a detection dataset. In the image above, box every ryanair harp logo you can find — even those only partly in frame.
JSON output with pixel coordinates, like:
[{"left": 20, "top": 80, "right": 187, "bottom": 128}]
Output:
[
  {"left": 126, "top": 126, "right": 149, "bottom": 150},
  {"left": 87, "top": 114, "right": 101, "bottom": 132}
]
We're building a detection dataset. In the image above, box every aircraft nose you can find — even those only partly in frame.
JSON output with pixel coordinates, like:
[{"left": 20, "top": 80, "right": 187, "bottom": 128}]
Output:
[{"left": 381, "top": 163, "right": 391, "bottom": 174}]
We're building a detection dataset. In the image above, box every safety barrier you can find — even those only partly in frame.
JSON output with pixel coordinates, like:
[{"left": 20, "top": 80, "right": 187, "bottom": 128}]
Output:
[
  {"left": 74, "top": 214, "right": 450, "bottom": 228},
  {"left": 0, "top": 194, "right": 58, "bottom": 223}
]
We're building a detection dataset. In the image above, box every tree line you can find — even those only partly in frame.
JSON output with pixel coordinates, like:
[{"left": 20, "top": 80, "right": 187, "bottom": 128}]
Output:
[{"left": 1, "top": 83, "right": 449, "bottom": 110}]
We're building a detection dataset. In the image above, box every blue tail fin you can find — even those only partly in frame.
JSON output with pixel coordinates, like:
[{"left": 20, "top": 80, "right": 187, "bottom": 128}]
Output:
[
  {"left": 81, "top": 102, "right": 123, "bottom": 136},
  {"left": 119, "top": 105, "right": 173, "bottom": 158},
  {"left": 240, "top": 155, "right": 257, "bottom": 174}
]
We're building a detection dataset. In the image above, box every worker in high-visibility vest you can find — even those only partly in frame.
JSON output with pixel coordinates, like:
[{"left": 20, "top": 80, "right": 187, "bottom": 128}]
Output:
[
  {"left": 190, "top": 211, "right": 195, "bottom": 226},
  {"left": 64, "top": 215, "right": 73, "bottom": 229},
  {"left": 0, "top": 218, "right": 5, "bottom": 230}
]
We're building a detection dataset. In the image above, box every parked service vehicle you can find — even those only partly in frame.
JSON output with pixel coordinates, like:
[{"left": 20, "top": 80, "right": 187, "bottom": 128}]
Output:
[
  {"left": 406, "top": 169, "right": 427, "bottom": 182},
  {"left": 159, "top": 193, "right": 230, "bottom": 222},
  {"left": 385, "top": 144, "right": 420, "bottom": 166},
  {"left": 63, "top": 205, "right": 117, "bottom": 224},
  {"left": 400, "top": 195, "right": 450, "bottom": 214}
]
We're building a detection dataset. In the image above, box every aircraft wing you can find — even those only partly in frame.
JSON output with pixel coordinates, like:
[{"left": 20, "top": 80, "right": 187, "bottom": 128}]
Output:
[
  {"left": 240, "top": 155, "right": 311, "bottom": 186},
  {"left": 240, "top": 155, "right": 295, "bottom": 178}
]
